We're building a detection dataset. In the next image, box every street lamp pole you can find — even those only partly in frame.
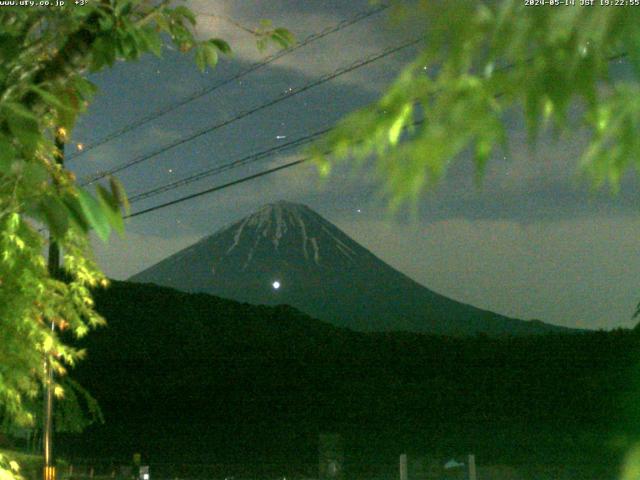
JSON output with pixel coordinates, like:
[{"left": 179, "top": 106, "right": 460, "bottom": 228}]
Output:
[{"left": 44, "top": 129, "right": 64, "bottom": 480}]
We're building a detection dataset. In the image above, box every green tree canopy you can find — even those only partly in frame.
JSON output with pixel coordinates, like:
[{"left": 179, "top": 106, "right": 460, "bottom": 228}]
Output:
[
  {"left": 0, "top": 2, "right": 290, "bottom": 477},
  {"left": 313, "top": 1, "right": 640, "bottom": 208}
]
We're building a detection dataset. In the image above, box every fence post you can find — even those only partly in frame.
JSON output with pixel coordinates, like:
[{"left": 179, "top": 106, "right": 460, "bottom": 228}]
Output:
[
  {"left": 318, "top": 434, "right": 344, "bottom": 480},
  {"left": 399, "top": 454, "right": 408, "bottom": 480},
  {"left": 468, "top": 454, "right": 476, "bottom": 480}
]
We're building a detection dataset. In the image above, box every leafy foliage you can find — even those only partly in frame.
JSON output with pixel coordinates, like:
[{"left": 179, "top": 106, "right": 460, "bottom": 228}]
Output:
[
  {"left": 0, "top": 453, "right": 21, "bottom": 480},
  {"left": 312, "top": 1, "right": 640, "bottom": 207},
  {"left": 0, "top": 1, "right": 291, "bottom": 477}
]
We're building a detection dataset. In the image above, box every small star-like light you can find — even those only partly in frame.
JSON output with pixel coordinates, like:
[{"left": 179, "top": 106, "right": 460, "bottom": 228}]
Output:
[
  {"left": 276, "top": 135, "right": 286, "bottom": 139},
  {"left": 76, "top": 143, "right": 84, "bottom": 151},
  {"left": 272, "top": 281, "right": 281, "bottom": 290},
  {"left": 168, "top": 168, "right": 173, "bottom": 173},
  {"left": 356, "top": 209, "right": 362, "bottom": 213}
]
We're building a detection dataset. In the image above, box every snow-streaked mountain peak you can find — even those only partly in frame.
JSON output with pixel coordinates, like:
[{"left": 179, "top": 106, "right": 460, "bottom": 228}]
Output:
[
  {"left": 129, "top": 201, "right": 570, "bottom": 335},
  {"left": 221, "top": 201, "right": 357, "bottom": 269}
]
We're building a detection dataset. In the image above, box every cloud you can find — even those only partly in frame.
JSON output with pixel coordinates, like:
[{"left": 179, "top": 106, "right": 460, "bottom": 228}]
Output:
[{"left": 187, "top": 0, "right": 414, "bottom": 92}]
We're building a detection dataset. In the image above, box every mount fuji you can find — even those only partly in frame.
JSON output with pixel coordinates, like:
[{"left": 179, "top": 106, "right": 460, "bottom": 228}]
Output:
[{"left": 129, "top": 201, "right": 570, "bottom": 336}]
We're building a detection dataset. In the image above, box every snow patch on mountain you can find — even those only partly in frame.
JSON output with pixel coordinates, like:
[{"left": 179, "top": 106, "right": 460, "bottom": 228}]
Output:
[
  {"left": 227, "top": 216, "right": 250, "bottom": 254},
  {"left": 217, "top": 201, "right": 359, "bottom": 269},
  {"left": 310, "top": 237, "right": 320, "bottom": 265}
]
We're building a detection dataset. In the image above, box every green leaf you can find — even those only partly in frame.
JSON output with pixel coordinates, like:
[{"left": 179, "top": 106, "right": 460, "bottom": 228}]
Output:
[
  {"left": 117, "top": 32, "right": 139, "bottom": 58},
  {"left": 96, "top": 184, "right": 118, "bottom": 211},
  {"left": 73, "top": 76, "right": 98, "bottom": 102},
  {"left": 2, "top": 102, "right": 40, "bottom": 155},
  {"left": 98, "top": 14, "right": 114, "bottom": 31},
  {"left": 97, "top": 185, "right": 124, "bottom": 236},
  {"left": 115, "top": 1, "right": 133, "bottom": 17},
  {"left": 0, "top": 34, "right": 19, "bottom": 60},
  {"left": 139, "top": 28, "right": 162, "bottom": 57},
  {"left": 22, "top": 161, "right": 48, "bottom": 191},
  {"left": 109, "top": 176, "right": 130, "bottom": 215},
  {"left": 90, "top": 36, "right": 117, "bottom": 71},
  {"left": 30, "top": 85, "right": 72, "bottom": 111},
  {"left": 388, "top": 103, "right": 413, "bottom": 146},
  {"left": 474, "top": 137, "right": 493, "bottom": 180},
  {"left": 0, "top": 136, "right": 17, "bottom": 171},
  {"left": 203, "top": 43, "right": 219, "bottom": 69},
  {"left": 155, "top": 15, "right": 170, "bottom": 32},
  {"left": 209, "top": 38, "right": 231, "bottom": 55},
  {"left": 173, "top": 6, "right": 196, "bottom": 26},
  {"left": 269, "top": 32, "right": 289, "bottom": 50},
  {"left": 273, "top": 28, "right": 295, "bottom": 46},
  {"left": 195, "top": 46, "right": 206, "bottom": 72},
  {"left": 62, "top": 194, "right": 90, "bottom": 233},
  {"left": 259, "top": 19, "right": 273, "bottom": 28},
  {"left": 77, "top": 188, "right": 111, "bottom": 241},
  {"left": 37, "top": 195, "right": 70, "bottom": 240}
]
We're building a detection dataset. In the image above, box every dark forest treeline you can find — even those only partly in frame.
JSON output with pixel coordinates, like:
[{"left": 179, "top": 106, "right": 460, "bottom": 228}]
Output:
[{"left": 60, "top": 281, "right": 640, "bottom": 478}]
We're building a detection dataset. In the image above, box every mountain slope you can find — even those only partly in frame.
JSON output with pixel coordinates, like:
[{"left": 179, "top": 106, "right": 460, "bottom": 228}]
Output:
[{"left": 130, "top": 201, "right": 569, "bottom": 336}]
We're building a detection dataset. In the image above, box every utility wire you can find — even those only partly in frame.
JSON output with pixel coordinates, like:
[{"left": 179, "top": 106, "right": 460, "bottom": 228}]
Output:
[
  {"left": 125, "top": 118, "right": 427, "bottom": 219},
  {"left": 128, "top": 126, "right": 332, "bottom": 203},
  {"left": 81, "top": 36, "right": 421, "bottom": 185},
  {"left": 124, "top": 49, "right": 632, "bottom": 209},
  {"left": 126, "top": 157, "right": 308, "bottom": 219},
  {"left": 68, "top": 4, "right": 390, "bottom": 162},
  {"left": 91, "top": 48, "right": 631, "bottom": 209},
  {"left": 106, "top": 41, "right": 636, "bottom": 219}
]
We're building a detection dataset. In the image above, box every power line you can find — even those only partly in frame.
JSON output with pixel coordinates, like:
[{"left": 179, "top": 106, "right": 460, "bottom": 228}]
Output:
[
  {"left": 90, "top": 47, "right": 628, "bottom": 218},
  {"left": 81, "top": 36, "right": 422, "bottom": 185},
  {"left": 128, "top": 126, "right": 331, "bottom": 203},
  {"left": 68, "top": 4, "right": 389, "bottom": 162},
  {"left": 126, "top": 157, "right": 308, "bottom": 219},
  {"left": 125, "top": 118, "right": 427, "bottom": 219},
  {"left": 124, "top": 51, "right": 632, "bottom": 210}
]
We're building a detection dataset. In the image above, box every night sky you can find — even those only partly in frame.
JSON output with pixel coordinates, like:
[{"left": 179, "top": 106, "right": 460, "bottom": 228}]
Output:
[{"left": 68, "top": 0, "right": 639, "bottom": 330}]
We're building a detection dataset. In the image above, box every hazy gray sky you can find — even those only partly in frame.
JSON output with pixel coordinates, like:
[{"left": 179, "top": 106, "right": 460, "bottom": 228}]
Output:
[{"left": 72, "top": 0, "right": 640, "bottom": 330}]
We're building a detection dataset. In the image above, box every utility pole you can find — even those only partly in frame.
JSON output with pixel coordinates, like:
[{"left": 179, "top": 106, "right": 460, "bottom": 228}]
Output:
[{"left": 44, "top": 129, "right": 64, "bottom": 480}]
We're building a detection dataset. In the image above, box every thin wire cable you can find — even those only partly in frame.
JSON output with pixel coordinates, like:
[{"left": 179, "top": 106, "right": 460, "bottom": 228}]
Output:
[
  {"left": 68, "top": 4, "right": 390, "bottom": 162},
  {"left": 128, "top": 126, "right": 332, "bottom": 203},
  {"left": 123, "top": 51, "right": 632, "bottom": 209},
  {"left": 81, "top": 37, "right": 422, "bottom": 185},
  {"left": 125, "top": 157, "right": 308, "bottom": 218},
  {"left": 125, "top": 118, "right": 427, "bottom": 219}
]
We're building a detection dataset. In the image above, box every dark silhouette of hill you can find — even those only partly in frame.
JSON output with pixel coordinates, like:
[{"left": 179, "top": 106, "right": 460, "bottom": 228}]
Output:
[
  {"left": 62, "top": 281, "right": 640, "bottom": 480},
  {"left": 129, "top": 201, "right": 573, "bottom": 336}
]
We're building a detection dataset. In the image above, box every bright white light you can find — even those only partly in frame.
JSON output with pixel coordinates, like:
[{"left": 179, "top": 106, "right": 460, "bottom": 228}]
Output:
[
  {"left": 142, "top": 474, "right": 149, "bottom": 480},
  {"left": 276, "top": 135, "right": 287, "bottom": 139},
  {"left": 272, "top": 281, "right": 281, "bottom": 290}
]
